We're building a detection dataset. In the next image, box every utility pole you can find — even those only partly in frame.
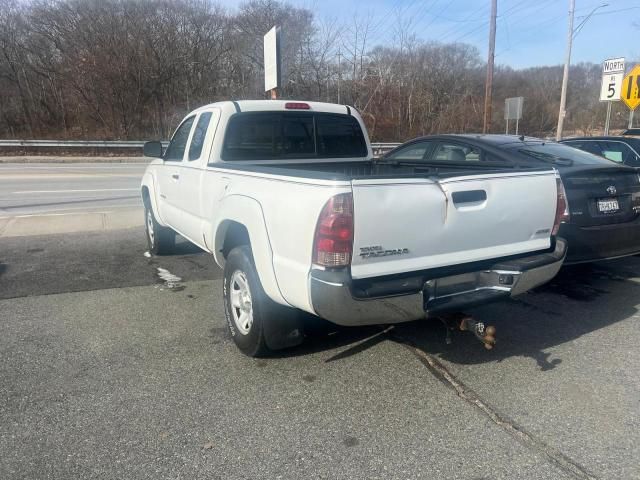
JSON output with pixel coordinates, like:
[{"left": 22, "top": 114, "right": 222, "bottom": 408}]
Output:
[
  {"left": 482, "top": 0, "right": 498, "bottom": 134},
  {"left": 556, "top": 0, "right": 575, "bottom": 141},
  {"left": 337, "top": 48, "right": 342, "bottom": 104}
]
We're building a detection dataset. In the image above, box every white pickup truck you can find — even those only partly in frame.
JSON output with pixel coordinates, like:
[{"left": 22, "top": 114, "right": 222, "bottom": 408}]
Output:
[{"left": 140, "top": 100, "right": 567, "bottom": 356}]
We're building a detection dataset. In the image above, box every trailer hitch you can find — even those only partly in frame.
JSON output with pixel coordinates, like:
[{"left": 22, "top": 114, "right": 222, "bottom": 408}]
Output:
[{"left": 439, "top": 312, "right": 496, "bottom": 350}]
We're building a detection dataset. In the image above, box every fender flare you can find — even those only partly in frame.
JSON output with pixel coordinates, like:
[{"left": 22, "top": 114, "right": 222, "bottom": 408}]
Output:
[
  {"left": 140, "top": 171, "right": 167, "bottom": 226},
  {"left": 213, "top": 195, "right": 288, "bottom": 306}
]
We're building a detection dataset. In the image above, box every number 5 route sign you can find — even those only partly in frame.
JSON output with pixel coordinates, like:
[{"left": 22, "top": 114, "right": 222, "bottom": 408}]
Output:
[
  {"left": 600, "top": 57, "right": 624, "bottom": 102},
  {"left": 621, "top": 64, "right": 640, "bottom": 111}
]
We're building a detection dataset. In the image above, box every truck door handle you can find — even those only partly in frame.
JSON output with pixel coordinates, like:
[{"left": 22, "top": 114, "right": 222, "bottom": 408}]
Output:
[
  {"left": 171, "top": 174, "right": 180, "bottom": 180},
  {"left": 452, "top": 190, "right": 487, "bottom": 204}
]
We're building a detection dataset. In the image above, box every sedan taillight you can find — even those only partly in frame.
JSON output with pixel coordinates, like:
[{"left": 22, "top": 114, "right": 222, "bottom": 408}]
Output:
[
  {"left": 313, "top": 193, "right": 353, "bottom": 267},
  {"left": 552, "top": 176, "right": 570, "bottom": 236}
]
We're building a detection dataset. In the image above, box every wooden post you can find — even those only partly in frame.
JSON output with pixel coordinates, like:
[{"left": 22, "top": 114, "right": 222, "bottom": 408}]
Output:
[{"left": 556, "top": 0, "right": 575, "bottom": 141}]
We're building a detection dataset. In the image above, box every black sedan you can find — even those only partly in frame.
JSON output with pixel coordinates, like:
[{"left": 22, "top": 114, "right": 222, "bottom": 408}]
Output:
[
  {"left": 560, "top": 135, "right": 640, "bottom": 168},
  {"left": 381, "top": 134, "right": 640, "bottom": 264}
]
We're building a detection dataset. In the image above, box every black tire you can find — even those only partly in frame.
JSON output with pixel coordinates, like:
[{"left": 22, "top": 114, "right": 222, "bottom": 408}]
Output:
[
  {"left": 223, "top": 245, "right": 304, "bottom": 357},
  {"left": 144, "top": 204, "right": 175, "bottom": 255}
]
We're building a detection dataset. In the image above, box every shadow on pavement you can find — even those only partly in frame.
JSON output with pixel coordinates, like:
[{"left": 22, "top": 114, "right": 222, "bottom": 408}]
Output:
[
  {"left": 284, "top": 260, "right": 640, "bottom": 370},
  {"left": 396, "top": 261, "right": 640, "bottom": 370}
]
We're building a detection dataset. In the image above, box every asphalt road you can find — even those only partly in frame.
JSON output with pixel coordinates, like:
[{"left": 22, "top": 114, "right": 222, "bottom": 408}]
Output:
[
  {"left": 1, "top": 228, "right": 639, "bottom": 479},
  {"left": 0, "top": 163, "right": 147, "bottom": 216}
]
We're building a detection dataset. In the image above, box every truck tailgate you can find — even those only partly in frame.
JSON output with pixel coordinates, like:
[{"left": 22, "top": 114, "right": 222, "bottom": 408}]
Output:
[{"left": 350, "top": 171, "right": 557, "bottom": 279}]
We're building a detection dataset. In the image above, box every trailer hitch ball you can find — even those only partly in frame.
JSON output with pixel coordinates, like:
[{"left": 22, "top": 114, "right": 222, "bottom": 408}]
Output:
[
  {"left": 460, "top": 317, "right": 496, "bottom": 350},
  {"left": 439, "top": 313, "right": 496, "bottom": 349}
]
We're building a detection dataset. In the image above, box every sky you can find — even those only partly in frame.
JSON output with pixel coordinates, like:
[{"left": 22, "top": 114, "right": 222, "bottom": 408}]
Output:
[{"left": 226, "top": 0, "right": 640, "bottom": 69}]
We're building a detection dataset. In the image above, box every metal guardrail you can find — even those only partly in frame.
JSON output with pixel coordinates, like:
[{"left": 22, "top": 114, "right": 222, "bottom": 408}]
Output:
[
  {"left": 0, "top": 140, "right": 169, "bottom": 148},
  {"left": 0, "top": 139, "right": 401, "bottom": 156}
]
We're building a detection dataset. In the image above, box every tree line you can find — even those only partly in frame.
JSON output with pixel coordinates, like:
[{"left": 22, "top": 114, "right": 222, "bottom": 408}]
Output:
[{"left": 0, "top": 0, "right": 634, "bottom": 142}]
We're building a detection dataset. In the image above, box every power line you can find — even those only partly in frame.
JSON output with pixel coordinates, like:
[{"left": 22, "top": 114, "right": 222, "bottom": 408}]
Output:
[{"left": 437, "top": 4, "right": 491, "bottom": 41}]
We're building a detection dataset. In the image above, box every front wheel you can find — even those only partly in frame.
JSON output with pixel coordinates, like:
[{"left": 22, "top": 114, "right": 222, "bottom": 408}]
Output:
[{"left": 144, "top": 205, "right": 175, "bottom": 255}]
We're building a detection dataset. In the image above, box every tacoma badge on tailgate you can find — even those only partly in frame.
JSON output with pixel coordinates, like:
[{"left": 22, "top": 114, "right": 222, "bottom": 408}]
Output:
[{"left": 360, "top": 246, "right": 410, "bottom": 259}]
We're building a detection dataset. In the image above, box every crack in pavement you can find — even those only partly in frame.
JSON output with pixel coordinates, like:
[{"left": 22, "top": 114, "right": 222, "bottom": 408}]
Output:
[{"left": 393, "top": 334, "right": 598, "bottom": 480}]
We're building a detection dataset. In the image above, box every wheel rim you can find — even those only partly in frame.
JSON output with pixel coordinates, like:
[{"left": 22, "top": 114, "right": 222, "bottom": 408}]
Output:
[
  {"left": 146, "top": 210, "right": 155, "bottom": 246},
  {"left": 229, "top": 270, "right": 253, "bottom": 335}
]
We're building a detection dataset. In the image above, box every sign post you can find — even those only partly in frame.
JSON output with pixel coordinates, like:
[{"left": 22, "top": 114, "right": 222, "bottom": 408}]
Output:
[
  {"left": 504, "top": 97, "right": 523, "bottom": 135},
  {"left": 621, "top": 64, "right": 640, "bottom": 129},
  {"left": 263, "top": 26, "right": 281, "bottom": 99},
  {"left": 600, "top": 57, "right": 625, "bottom": 135}
]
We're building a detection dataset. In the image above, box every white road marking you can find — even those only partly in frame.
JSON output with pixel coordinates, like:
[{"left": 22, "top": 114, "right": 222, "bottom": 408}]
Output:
[
  {"left": 0, "top": 163, "right": 146, "bottom": 169},
  {"left": 0, "top": 205, "right": 142, "bottom": 218},
  {"left": 12, "top": 188, "right": 139, "bottom": 194}
]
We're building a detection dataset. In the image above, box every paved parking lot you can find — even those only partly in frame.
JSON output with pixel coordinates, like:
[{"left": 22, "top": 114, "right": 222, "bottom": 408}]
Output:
[{"left": 1, "top": 227, "right": 639, "bottom": 479}]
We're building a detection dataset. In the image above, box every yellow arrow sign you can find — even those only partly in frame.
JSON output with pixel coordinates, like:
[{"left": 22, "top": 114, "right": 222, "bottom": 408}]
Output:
[{"left": 621, "top": 64, "right": 640, "bottom": 110}]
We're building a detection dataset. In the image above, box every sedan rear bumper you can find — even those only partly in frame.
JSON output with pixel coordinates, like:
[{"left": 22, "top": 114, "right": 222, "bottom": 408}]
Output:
[
  {"left": 309, "top": 239, "right": 567, "bottom": 326},
  {"left": 560, "top": 221, "right": 640, "bottom": 264}
]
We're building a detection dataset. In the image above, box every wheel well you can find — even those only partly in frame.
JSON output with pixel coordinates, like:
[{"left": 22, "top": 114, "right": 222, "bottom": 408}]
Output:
[
  {"left": 221, "top": 222, "right": 251, "bottom": 258},
  {"left": 141, "top": 186, "right": 151, "bottom": 207}
]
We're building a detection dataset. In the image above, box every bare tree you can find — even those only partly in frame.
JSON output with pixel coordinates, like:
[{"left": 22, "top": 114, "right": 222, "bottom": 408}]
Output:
[{"left": 0, "top": 0, "right": 624, "bottom": 141}]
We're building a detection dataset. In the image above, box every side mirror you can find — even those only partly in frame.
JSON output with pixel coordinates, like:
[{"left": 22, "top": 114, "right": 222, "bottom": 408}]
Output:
[{"left": 143, "top": 141, "right": 163, "bottom": 158}]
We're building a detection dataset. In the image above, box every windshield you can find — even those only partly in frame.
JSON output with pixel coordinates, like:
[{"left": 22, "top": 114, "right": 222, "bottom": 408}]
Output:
[{"left": 511, "top": 142, "right": 616, "bottom": 166}]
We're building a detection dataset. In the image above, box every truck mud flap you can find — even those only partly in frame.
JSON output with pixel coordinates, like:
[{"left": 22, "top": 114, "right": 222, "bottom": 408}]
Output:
[{"left": 263, "top": 306, "right": 305, "bottom": 351}]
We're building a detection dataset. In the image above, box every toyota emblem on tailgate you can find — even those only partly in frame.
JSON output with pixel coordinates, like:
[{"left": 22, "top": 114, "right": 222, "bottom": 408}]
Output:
[{"left": 606, "top": 185, "right": 617, "bottom": 195}]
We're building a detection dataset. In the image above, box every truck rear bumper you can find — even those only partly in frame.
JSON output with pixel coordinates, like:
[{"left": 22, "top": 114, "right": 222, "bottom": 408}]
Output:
[{"left": 309, "top": 238, "right": 567, "bottom": 326}]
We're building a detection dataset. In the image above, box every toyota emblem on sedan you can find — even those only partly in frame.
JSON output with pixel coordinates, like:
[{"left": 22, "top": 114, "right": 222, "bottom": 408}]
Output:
[{"left": 606, "top": 185, "right": 617, "bottom": 195}]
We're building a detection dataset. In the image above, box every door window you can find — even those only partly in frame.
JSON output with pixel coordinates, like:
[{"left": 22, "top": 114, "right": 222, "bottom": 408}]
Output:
[
  {"left": 164, "top": 116, "right": 195, "bottom": 161},
  {"left": 597, "top": 141, "right": 640, "bottom": 166},
  {"left": 188, "top": 112, "right": 213, "bottom": 161},
  {"left": 385, "top": 142, "right": 433, "bottom": 161},
  {"left": 432, "top": 143, "right": 481, "bottom": 162},
  {"left": 564, "top": 140, "right": 602, "bottom": 157}
]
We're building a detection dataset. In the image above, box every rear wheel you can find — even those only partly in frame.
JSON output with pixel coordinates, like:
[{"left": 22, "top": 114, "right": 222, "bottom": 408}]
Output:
[
  {"left": 223, "top": 246, "right": 270, "bottom": 357},
  {"left": 144, "top": 204, "right": 175, "bottom": 255},
  {"left": 223, "top": 245, "right": 304, "bottom": 357}
]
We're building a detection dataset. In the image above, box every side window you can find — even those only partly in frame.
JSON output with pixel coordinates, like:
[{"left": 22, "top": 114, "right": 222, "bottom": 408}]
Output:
[
  {"left": 566, "top": 141, "right": 602, "bottom": 157},
  {"left": 385, "top": 142, "right": 433, "bottom": 161},
  {"left": 188, "top": 112, "right": 212, "bottom": 161},
  {"left": 164, "top": 116, "right": 195, "bottom": 161},
  {"left": 483, "top": 151, "right": 506, "bottom": 162},
  {"left": 432, "top": 143, "right": 481, "bottom": 162},
  {"left": 598, "top": 141, "right": 636, "bottom": 165}
]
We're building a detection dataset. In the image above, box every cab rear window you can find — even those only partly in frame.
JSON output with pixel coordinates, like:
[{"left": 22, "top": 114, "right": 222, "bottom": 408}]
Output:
[{"left": 222, "top": 112, "right": 367, "bottom": 160}]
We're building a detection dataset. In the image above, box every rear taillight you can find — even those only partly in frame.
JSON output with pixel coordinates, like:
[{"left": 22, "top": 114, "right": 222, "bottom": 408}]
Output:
[
  {"left": 313, "top": 193, "right": 353, "bottom": 267},
  {"left": 552, "top": 176, "right": 570, "bottom": 235}
]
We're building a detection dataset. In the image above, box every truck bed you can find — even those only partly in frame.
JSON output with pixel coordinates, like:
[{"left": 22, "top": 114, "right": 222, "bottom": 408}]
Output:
[
  {"left": 209, "top": 159, "right": 548, "bottom": 181},
  {"left": 206, "top": 158, "right": 559, "bottom": 280}
]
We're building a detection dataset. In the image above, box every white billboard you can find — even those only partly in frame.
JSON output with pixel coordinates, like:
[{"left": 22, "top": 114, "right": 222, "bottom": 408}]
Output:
[{"left": 264, "top": 26, "right": 281, "bottom": 92}]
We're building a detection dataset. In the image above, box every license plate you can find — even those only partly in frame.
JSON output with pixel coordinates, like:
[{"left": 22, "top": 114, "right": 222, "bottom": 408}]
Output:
[{"left": 597, "top": 198, "right": 619, "bottom": 213}]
